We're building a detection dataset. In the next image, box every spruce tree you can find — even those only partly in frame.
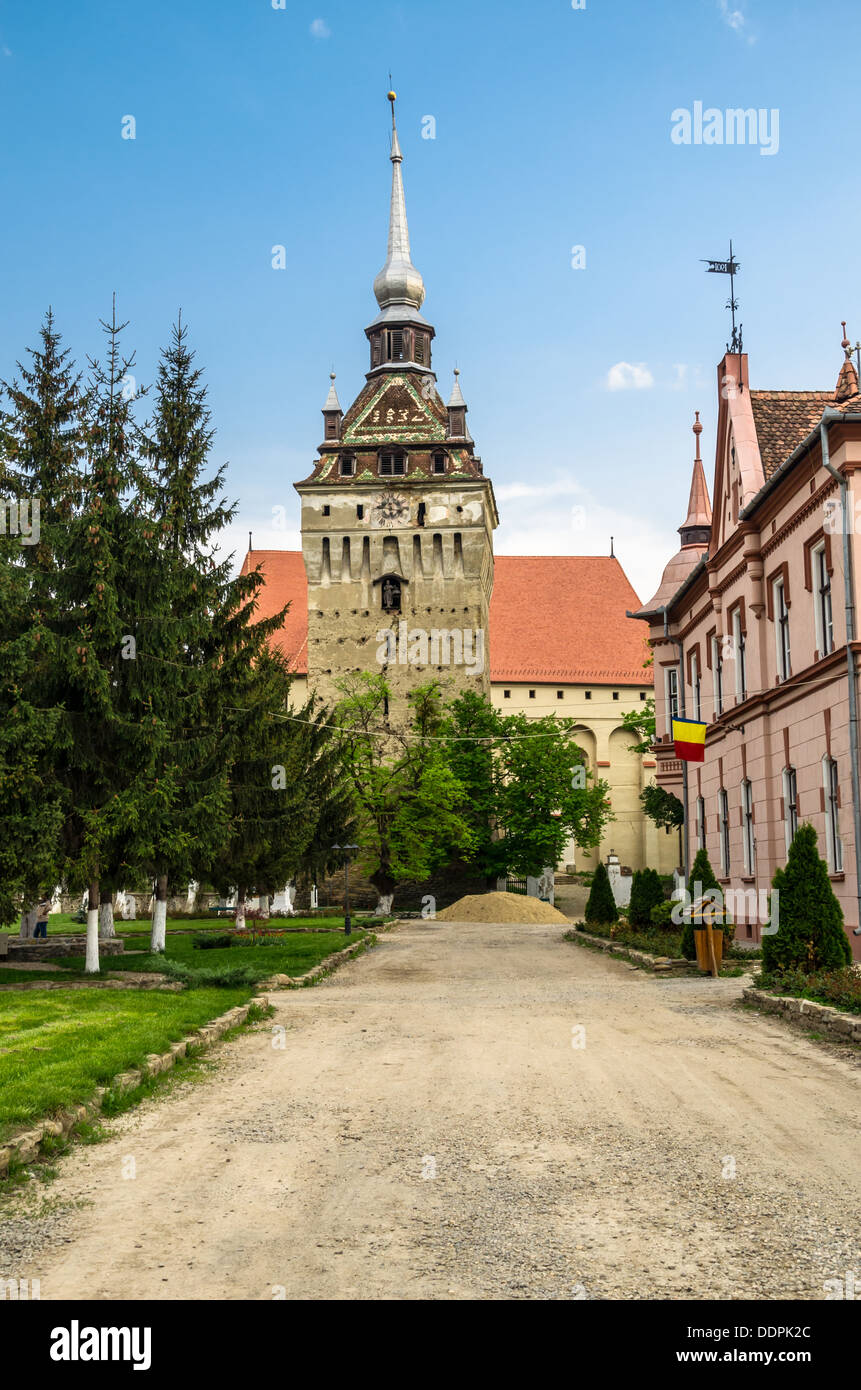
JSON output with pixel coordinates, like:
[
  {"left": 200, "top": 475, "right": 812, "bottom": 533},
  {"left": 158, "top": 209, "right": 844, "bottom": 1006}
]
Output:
[
  {"left": 762, "top": 823, "right": 852, "bottom": 974},
  {"left": 0, "top": 312, "right": 86, "bottom": 927},
  {"left": 0, "top": 444, "right": 66, "bottom": 924},
  {"left": 585, "top": 860, "right": 618, "bottom": 925},
  {"left": 59, "top": 303, "right": 150, "bottom": 970},
  {"left": 122, "top": 315, "right": 298, "bottom": 947}
]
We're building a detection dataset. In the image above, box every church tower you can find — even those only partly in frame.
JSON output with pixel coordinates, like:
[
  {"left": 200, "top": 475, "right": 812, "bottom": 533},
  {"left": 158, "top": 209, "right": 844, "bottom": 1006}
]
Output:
[{"left": 295, "top": 93, "right": 498, "bottom": 713}]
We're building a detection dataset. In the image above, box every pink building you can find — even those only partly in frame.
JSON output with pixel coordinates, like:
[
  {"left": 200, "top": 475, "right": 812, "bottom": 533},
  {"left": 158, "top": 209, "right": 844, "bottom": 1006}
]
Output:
[{"left": 635, "top": 333, "right": 861, "bottom": 958}]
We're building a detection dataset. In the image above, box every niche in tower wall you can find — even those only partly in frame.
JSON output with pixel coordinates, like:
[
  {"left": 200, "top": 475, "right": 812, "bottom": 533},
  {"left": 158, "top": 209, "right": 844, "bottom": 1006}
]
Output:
[{"left": 381, "top": 576, "right": 402, "bottom": 613}]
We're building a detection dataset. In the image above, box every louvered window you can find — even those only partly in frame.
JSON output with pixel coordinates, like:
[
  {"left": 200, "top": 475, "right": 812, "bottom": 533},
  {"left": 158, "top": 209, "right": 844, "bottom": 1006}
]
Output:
[
  {"left": 380, "top": 453, "right": 405, "bottom": 477},
  {"left": 414, "top": 334, "right": 425, "bottom": 364}
]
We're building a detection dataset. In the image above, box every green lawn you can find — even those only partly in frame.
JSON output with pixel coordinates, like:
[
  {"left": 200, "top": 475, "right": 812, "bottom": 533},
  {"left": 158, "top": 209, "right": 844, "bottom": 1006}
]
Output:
[
  {"left": 1, "top": 912, "right": 351, "bottom": 937},
  {"left": 0, "top": 987, "right": 255, "bottom": 1141},
  {"left": 0, "top": 928, "right": 368, "bottom": 987}
]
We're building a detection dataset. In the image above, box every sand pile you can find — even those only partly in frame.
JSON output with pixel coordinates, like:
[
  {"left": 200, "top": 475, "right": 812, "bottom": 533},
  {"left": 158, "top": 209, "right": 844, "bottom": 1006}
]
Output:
[{"left": 435, "top": 891, "right": 570, "bottom": 924}]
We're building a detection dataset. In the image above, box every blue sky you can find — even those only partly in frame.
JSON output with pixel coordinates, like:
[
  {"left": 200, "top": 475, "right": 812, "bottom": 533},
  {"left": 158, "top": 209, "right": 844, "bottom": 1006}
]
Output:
[{"left": 1, "top": 0, "right": 858, "bottom": 600}]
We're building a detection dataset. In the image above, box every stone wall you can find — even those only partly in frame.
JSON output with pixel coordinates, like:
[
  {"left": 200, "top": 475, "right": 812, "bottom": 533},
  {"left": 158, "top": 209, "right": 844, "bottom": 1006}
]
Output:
[
  {"left": 2, "top": 935, "right": 125, "bottom": 962},
  {"left": 743, "top": 986, "right": 861, "bottom": 1043}
]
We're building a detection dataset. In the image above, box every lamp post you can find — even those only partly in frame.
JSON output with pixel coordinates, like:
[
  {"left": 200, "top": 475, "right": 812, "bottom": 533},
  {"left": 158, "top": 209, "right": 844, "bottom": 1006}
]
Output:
[{"left": 332, "top": 843, "right": 359, "bottom": 935}]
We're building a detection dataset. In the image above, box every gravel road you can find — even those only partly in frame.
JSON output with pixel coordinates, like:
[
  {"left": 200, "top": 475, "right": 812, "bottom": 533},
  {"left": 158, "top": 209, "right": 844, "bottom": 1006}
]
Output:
[{"left": 2, "top": 920, "right": 859, "bottom": 1301}]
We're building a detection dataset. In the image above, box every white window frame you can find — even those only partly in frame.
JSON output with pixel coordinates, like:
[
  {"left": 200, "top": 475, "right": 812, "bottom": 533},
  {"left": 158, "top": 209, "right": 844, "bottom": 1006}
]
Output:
[
  {"left": 719, "top": 788, "right": 730, "bottom": 875},
  {"left": 691, "top": 651, "right": 701, "bottom": 722},
  {"left": 711, "top": 635, "right": 723, "bottom": 717},
  {"left": 783, "top": 766, "right": 798, "bottom": 856},
  {"left": 774, "top": 577, "right": 791, "bottom": 681},
  {"left": 823, "top": 756, "right": 843, "bottom": 873},
  {"left": 741, "top": 779, "right": 755, "bottom": 875},
  {"left": 813, "top": 543, "right": 834, "bottom": 658},
  {"left": 665, "top": 666, "right": 680, "bottom": 728},
  {"left": 696, "top": 795, "right": 706, "bottom": 850},
  {"left": 732, "top": 608, "right": 747, "bottom": 700}
]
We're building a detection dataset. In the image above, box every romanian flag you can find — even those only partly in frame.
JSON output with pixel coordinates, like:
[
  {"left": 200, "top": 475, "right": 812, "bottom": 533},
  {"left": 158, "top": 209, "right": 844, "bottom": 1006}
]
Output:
[{"left": 672, "top": 718, "right": 707, "bottom": 763}]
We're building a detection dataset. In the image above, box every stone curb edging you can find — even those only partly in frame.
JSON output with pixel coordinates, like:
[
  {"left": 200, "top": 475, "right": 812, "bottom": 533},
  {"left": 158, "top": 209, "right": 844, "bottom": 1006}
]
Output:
[
  {"left": 565, "top": 928, "right": 698, "bottom": 975},
  {"left": 742, "top": 986, "right": 861, "bottom": 1045},
  {"left": 0, "top": 978, "right": 183, "bottom": 994},
  {"left": 0, "top": 997, "right": 269, "bottom": 1178},
  {"left": 260, "top": 933, "right": 377, "bottom": 990}
]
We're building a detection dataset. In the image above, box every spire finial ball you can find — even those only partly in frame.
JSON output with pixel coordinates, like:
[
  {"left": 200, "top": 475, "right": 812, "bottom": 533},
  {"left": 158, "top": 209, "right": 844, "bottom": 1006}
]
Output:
[{"left": 388, "top": 90, "right": 397, "bottom": 102}]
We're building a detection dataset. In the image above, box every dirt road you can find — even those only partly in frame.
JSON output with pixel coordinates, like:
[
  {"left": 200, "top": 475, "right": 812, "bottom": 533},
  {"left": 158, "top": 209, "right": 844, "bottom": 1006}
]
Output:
[{"left": 3, "top": 921, "right": 859, "bottom": 1300}]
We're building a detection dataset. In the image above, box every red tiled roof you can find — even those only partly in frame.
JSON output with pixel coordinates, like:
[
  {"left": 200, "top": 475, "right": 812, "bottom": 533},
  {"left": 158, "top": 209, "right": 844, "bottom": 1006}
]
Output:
[
  {"left": 240, "top": 551, "right": 309, "bottom": 673},
  {"left": 750, "top": 391, "right": 834, "bottom": 478},
  {"left": 241, "top": 551, "right": 653, "bottom": 687},
  {"left": 489, "top": 555, "right": 651, "bottom": 685}
]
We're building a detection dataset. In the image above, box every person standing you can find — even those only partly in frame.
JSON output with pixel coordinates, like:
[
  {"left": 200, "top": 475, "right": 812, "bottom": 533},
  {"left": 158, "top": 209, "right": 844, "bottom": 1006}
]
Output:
[{"left": 33, "top": 897, "right": 52, "bottom": 939}]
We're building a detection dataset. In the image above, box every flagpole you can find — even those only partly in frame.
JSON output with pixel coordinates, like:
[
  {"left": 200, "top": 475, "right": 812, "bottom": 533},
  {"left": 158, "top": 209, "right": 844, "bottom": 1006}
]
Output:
[{"left": 664, "top": 611, "right": 690, "bottom": 885}]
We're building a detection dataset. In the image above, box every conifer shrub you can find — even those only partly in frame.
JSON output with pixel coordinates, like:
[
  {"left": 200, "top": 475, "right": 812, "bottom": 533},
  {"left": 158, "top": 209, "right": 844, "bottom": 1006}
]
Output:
[
  {"left": 761, "top": 824, "right": 852, "bottom": 974},
  {"left": 584, "top": 861, "right": 618, "bottom": 924},
  {"left": 629, "top": 867, "right": 665, "bottom": 927}
]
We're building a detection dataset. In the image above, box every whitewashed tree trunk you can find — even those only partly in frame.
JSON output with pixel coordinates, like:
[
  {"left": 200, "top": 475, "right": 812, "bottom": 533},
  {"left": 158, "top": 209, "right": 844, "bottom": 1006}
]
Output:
[
  {"left": 257, "top": 894, "right": 270, "bottom": 920},
  {"left": 19, "top": 907, "right": 37, "bottom": 938},
  {"left": 99, "top": 891, "right": 116, "bottom": 938},
  {"left": 151, "top": 899, "right": 167, "bottom": 951},
  {"left": 234, "top": 891, "right": 247, "bottom": 931},
  {"left": 375, "top": 894, "right": 394, "bottom": 916},
  {"left": 150, "top": 874, "right": 169, "bottom": 953},
  {"left": 85, "top": 878, "right": 100, "bottom": 973}
]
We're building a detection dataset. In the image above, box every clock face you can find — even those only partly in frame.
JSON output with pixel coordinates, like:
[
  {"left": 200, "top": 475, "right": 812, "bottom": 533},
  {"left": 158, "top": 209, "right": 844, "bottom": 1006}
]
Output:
[{"left": 372, "top": 492, "right": 410, "bottom": 528}]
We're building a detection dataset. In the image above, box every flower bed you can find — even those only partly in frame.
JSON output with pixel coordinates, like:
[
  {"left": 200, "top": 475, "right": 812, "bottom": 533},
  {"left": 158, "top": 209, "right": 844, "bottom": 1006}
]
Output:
[{"left": 754, "top": 965, "right": 861, "bottom": 1017}]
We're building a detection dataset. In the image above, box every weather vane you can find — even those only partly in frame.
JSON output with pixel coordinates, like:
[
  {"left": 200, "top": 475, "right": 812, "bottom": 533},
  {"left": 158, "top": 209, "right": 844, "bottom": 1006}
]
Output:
[{"left": 701, "top": 240, "right": 742, "bottom": 354}]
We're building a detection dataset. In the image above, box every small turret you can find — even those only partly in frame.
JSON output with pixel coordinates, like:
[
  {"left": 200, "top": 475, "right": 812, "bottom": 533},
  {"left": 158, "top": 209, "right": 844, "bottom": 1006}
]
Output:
[
  {"left": 322, "top": 372, "right": 342, "bottom": 442},
  {"left": 447, "top": 369, "right": 471, "bottom": 440}
]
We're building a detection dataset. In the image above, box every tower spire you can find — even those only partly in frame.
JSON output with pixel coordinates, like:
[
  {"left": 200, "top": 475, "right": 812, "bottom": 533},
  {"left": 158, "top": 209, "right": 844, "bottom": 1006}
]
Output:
[
  {"left": 835, "top": 320, "right": 860, "bottom": 403},
  {"left": 373, "top": 89, "right": 426, "bottom": 318},
  {"left": 679, "top": 411, "right": 712, "bottom": 546}
]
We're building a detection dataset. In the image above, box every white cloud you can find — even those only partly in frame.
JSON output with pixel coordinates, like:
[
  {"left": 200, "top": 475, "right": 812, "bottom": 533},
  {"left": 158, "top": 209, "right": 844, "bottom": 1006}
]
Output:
[
  {"left": 718, "top": 0, "right": 756, "bottom": 42},
  {"left": 310, "top": 18, "right": 331, "bottom": 38},
  {"left": 496, "top": 479, "right": 587, "bottom": 503},
  {"left": 1, "top": 46, "right": 11, "bottom": 57},
  {"left": 605, "top": 361, "right": 655, "bottom": 392},
  {"left": 493, "top": 476, "right": 677, "bottom": 605}
]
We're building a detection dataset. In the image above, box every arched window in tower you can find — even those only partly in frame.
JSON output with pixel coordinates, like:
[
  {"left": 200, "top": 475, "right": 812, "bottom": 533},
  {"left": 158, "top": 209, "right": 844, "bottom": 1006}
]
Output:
[
  {"left": 381, "top": 576, "right": 402, "bottom": 613},
  {"left": 379, "top": 451, "right": 406, "bottom": 477},
  {"left": 339, "top": 454, "right": 355, "bottom": 477},
  {"left": 416, "top": 502, "right": 426, "bottom": 528}
]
